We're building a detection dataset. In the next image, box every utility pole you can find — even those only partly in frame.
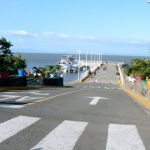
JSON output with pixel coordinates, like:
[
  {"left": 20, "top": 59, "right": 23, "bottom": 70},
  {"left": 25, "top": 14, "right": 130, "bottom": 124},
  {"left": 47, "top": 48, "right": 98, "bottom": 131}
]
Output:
[
  {"left": 78, "top": 51, "right": 81, "bottom": 81},
  {"left": 86, "top": 52, "right": 88, "bottom": 71},
  {"left": 91, "top": 52, "right": 93, "bottom": 63}
]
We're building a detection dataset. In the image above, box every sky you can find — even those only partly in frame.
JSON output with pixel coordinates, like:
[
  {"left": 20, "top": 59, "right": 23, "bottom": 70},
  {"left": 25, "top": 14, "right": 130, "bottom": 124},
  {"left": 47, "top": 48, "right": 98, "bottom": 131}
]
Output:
[{"left": 0, "top": 0, "right": 150, "bottom": 56}]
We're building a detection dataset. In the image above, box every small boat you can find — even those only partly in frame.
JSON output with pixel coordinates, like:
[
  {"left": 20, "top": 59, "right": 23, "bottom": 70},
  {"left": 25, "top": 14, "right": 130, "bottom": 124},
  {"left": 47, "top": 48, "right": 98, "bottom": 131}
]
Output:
[{"left": 59, "top": 55, "right": 78, "bottom": 73}]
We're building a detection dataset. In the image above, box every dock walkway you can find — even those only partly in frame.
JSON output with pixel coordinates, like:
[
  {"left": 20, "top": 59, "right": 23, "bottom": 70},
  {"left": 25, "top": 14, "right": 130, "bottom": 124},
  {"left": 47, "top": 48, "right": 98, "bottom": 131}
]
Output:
[{"left": 86, "top": 63, "right": 118, "bottom": 84}]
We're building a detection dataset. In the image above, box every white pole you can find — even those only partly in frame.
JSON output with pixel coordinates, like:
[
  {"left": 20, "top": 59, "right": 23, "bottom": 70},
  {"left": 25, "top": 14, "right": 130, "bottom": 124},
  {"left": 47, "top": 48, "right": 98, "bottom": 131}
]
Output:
[
  {"left": 91, "top": 52, "right": 92, "bottom": 63},
  {"left": 76, "top": 51, "right": 78, "bottom": 62},
  {"left": 100, "top": 54, "right": 102, "bottom": 63},
  {"left": 78, "top": 51, "right": 81, "bottom": 81},
  {"left": 86, "top": 52, "right": 88, "bottom": 71}
]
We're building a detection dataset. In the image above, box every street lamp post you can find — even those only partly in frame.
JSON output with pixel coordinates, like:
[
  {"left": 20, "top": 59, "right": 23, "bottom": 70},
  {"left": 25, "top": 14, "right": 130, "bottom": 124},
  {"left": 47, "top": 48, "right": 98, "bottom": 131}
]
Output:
[
  {"left": 78, "top": 51, "right": 81, "bottom": 81},
  {"left": 86, "top": 52, "right": 88, "bottom": 71},
  {"left": 97, "top": 52, "right": 99, "bottom": 63},
  {"left": 101, "top": 54, "right": 103, "bottom": 63},
  {"left": 91, "top": 52, "right": 93, "bottom": 63}
]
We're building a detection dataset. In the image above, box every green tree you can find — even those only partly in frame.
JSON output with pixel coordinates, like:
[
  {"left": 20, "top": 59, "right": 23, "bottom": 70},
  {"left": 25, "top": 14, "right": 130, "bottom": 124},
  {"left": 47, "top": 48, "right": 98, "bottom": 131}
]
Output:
[
  {"left": 0, "top": 37, "right": 14, "bottom": 72},
  {"left": 0, "top": 37, "right": 12, "bottom": 55},
  {"left": 124, "top": 58, "right": 150, "bottom": 80},
  {"left": 0, "top": 37, "right": 27, "bottom": 74}
]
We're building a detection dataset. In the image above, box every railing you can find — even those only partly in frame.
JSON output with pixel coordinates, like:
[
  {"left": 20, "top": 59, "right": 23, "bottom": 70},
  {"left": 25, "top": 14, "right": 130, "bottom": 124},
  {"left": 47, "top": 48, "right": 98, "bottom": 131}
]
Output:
[
  {"left": 124, "top": 78, "right": 149, "bottom": 98},
  {"left": 118, "top": 64, "right": 150, "bottom": 99}
]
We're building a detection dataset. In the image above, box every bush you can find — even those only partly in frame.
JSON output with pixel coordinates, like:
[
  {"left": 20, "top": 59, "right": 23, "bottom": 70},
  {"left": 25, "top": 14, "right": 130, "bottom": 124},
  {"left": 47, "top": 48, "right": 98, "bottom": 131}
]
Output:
[
  {"left": 123, "top": 58, "right": 150, "bottom": 80},
  {"left": 13, "top": 54, "right": 27, "bottom": 69}
]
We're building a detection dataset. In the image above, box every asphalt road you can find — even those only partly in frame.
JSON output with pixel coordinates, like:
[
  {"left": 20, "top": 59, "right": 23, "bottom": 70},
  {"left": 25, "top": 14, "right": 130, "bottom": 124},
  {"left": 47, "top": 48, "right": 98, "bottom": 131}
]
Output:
[{"left": 0, "top": 64, "right": 150, "bottom": 150}]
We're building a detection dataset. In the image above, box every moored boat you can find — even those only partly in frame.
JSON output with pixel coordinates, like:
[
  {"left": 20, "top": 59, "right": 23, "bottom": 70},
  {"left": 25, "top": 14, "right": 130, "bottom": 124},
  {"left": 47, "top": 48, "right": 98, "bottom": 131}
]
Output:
[{"left": 59, "top": 55, "right": 78, "bottom": 73}]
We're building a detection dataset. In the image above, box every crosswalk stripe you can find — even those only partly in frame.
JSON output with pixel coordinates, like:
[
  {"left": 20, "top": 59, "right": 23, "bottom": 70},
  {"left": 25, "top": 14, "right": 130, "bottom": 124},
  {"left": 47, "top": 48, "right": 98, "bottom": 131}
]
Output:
[
  {"left": 0, "top": 95, "right": 21, "bottom": 101},
  {"left": 0, "top": 105, "right": 25, "bottom": 108},
  {"left": 16, "top": 96, "right": 44, "bottom": 102},
  {"left": 31, "top": 120, "right": 88, "bottom": 150},
  {"left": 106, "top": 124, "right": 145, "bottom": 150},
  {"left": 0, "top": 116, "right": 40, "bottom": 143}
]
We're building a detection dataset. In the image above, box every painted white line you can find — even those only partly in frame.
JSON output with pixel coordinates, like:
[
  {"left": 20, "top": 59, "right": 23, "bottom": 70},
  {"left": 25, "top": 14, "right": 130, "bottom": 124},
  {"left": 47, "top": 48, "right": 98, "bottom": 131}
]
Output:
[
  {"left": 31, "top": 120, "right": 88, "bottom": 150},
  {"left": 111, "top": 87, "right": 115, "bottom": 89},
  {"left": 89, "top": 97, "right": 109, "bottom": 105},
  {"left": 104, "top": 87, "right": 109, "bottom": 89},
  {"left": 30, "top": 91, "right": 49, "bottom": 96},
  {"left": 106, "top": 124, "right": 145, "bottom": 150},
  {"left": 2, "top": 92, "right": 17, "bottom": 94},
  {"left": 0, "top": 105, "right": 25, "bottom": 108},
  {"left": 98, "top": 87, "right": 101, "bottom": 88},
  {"left": 90, "top": 97, "right": 100, "bottom": 105},
  {"left": 0, "top": 95, "right": 21, "bottom": 101},
  {"left": 16, "top": 96, "right": 44, "bottom": 102},
  {"left": 0, "top": 116, "right": 40, "bottom": 143}
]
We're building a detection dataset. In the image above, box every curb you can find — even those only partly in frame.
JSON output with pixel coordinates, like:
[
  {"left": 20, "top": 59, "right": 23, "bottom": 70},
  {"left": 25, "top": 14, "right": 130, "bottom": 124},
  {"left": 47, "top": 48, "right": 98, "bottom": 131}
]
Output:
[
  {"left": 122, "top": 86, "right": 150, "bottom": 111},
  {"left": 80, "top": 74, "right": 91, "bottom": 82}
]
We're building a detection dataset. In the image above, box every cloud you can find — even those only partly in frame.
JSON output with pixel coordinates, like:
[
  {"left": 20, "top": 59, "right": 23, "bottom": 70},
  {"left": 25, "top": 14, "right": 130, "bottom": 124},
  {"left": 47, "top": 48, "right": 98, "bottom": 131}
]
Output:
[
  {"left": 0, "top": 30, "right": 38, "bottom": 37},
  {"left": 40, "top": 32, "right": 98, "bottom": 41},
  {"left": 1, "top": 30, "right": 150, "bottom": 49},
  {"left": 58, "top": 33, "right": 72, "bottom": 39}
]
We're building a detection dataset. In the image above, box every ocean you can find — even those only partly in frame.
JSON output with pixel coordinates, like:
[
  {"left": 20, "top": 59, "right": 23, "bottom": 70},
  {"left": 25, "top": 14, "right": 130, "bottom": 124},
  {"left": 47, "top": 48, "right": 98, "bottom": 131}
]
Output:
[{"left": 21, "top": 53, "right": 146, "bottom": 83}]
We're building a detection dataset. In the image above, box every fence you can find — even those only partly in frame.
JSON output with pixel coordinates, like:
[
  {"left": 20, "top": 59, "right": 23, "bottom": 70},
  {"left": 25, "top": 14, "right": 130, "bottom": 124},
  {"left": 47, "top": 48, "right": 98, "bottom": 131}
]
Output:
[
  {"left": 118, "top": 64, "right": 150, "bottom": 100},
  {"left": 124, "top": 78, "right": 150, "bottom": 99}
]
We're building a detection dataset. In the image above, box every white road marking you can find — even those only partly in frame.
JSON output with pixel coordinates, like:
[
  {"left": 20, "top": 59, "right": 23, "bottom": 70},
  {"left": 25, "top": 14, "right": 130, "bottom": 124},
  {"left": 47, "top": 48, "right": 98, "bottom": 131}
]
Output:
[
  {"left": 100, "top": 82, "right": 110, "bottom": 84},
  {"left": 0, "top": 105, "right": 25, "bottom": 108},
  {"left": 106, "top": 124, "right": 145, "bottom": 150},
  {"left": 0, "top": 116, "right": 40, "bottom": 143},
  {"left": 111, "top": 87, "right": 115, "bottom": 89},
  {"left": 0, "top": 95, "right": 21, "bottom": 101},
  {"left": 16, "top": 96, "right": 44, "bottom": 102},
  {"left": 2, "top": 92, "right": 17, "bottom": 94},
  {"left": 89, "top": 97, "right": 109, "bottom": 105},
  {"left": 98, "top": 86, "right": 101, "bottom": 88},
  {"left": 89, "top": 97, "right": 100, "bottom": 105},
  {"left": 2, "top": 91, "right": 49, "bottom": 96},
  {"left": 104, "top": 87, "right": 109, "bottom": 89},
  {"left": 30, "top": 91, "right": 49, "bottom": 96},
  {"left": 31, "top": 120, "right": 88, "bottom": 150}
]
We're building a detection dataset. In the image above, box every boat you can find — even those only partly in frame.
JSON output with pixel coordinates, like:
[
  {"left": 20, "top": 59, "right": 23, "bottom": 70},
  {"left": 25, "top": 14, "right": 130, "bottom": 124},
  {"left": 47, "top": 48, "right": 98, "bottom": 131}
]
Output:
[{"left": 58, "top": 55, "right": 78, "bottom": 73}]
